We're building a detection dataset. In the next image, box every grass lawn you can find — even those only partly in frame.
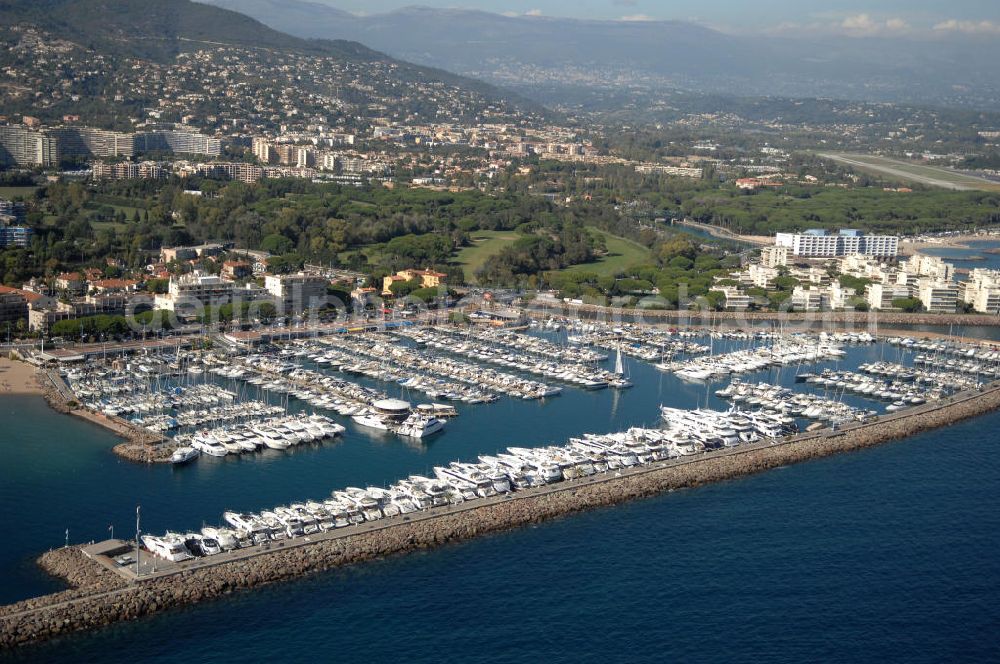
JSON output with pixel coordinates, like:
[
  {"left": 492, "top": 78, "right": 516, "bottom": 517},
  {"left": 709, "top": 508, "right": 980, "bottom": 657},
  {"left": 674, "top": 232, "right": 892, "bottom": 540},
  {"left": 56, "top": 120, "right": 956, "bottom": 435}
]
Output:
[
  {"left": 561, "top": 228, "right": 652, "bottom": 277},
  {"left": 0, "top": 186, "right": 39, "bottom": 199},
  {"left": 90, "top": 220, "right": 130, "bottom": 233},
  {"left": 104, "top": 204, "right": 143, "bottom": 219},
  {"left": 454, "top": 230, "right": 521, "bottom": 282}
]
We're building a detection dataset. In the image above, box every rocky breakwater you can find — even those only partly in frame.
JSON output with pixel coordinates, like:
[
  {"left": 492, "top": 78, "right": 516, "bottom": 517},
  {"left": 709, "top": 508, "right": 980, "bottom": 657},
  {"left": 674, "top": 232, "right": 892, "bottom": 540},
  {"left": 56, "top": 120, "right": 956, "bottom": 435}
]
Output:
[
  {"left": 111, "top": 438, "right": 174, "bottom": 464},
  {"left": 0, "top": 548, "right": 129, "bottom": 647},
  {"left": 4, "top": 384, "right": 1000, "bottom": 650}
]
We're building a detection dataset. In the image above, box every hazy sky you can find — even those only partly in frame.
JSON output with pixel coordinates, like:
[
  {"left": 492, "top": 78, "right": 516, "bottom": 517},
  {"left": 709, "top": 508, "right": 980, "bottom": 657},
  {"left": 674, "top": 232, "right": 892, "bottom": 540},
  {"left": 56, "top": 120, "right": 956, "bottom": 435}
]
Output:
[{"left": 313, "top": 0, "right": 1000, "bottom": 35}]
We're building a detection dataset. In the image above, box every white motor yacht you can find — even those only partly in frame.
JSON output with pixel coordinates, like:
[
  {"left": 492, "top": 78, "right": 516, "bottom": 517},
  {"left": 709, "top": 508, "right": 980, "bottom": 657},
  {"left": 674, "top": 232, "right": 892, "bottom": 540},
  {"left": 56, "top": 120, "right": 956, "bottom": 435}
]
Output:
[
  {"left": 396, "top": 413, "right": 445, "bottom": 438},
  {"left": 192, "top": 437, "right": 227, "bottom": 457},
  {"left": 170, "top": 446, "right": 200, "bottom": 464},
  {"left": 201, "top": 526, "right": 240, "bottom": 551},
  {"left": 141, "top": 534, "right": 194, "bottom": 562},
  {"left": 352, "top": 411, "right": 390, "bottom": 430},
  {"left": 255, "top": 427, "right": 290, "bottom": 450}
]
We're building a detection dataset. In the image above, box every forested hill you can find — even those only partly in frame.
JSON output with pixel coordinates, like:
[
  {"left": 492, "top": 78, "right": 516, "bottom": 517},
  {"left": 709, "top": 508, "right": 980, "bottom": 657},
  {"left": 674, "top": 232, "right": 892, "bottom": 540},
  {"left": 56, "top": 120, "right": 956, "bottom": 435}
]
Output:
[{"left": 0, "top": 0, "right": 542, "bottom": 120}]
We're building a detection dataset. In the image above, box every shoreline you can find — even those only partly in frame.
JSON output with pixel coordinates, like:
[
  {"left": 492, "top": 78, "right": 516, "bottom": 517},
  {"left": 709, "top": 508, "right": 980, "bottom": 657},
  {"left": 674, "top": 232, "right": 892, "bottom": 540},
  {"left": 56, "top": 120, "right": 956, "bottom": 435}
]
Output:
[
  {"left": 524, "top": 303, "right": 1000, "bottom": 327},
  {"left": 675, "top": 220, "right": 771, "bottom": 246},
  {"left": 35, "top": 368, "right": 171, "bottom": 463},
  {"left": 900, "top": 234, "right": 1000, "bottom": 257},
  {"left": 3, "top": 380, "right": 1000, "bottom": 649},
  {"left": 0, "top": 358, "right": 42, "bottom": 395}
]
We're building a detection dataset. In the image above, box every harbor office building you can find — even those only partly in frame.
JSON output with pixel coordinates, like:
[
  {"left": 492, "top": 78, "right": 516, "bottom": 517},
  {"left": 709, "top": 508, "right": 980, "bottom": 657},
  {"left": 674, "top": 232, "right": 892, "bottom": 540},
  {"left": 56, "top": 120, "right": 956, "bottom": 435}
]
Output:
[{"left": 775, "top": 229, "right": 899, "bottom": 258}]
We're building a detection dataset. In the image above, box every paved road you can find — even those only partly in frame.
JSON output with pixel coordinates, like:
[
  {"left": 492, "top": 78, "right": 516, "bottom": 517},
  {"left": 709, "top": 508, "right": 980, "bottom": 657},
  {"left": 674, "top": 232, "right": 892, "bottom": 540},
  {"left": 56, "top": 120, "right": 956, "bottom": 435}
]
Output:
[{"left": 819, "top": 153, "right": 991, "bottom": 191}]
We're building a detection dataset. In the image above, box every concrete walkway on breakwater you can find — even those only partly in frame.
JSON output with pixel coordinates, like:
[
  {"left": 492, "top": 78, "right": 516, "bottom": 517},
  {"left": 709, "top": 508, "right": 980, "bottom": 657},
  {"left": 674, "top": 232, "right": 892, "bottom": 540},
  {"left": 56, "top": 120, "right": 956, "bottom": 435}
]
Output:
[{"left": 4, "top": 378, "right": 1000, "bottom": 650}]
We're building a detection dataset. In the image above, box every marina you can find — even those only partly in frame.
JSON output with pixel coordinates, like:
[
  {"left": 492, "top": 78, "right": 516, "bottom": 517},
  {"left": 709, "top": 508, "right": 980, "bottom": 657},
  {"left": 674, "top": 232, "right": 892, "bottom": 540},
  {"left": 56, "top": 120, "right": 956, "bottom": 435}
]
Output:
[
  {"left": 134, "top": 409, "right": 806, "bottom": 570},
  {"left": 564, "top": 320, "right": 711, "bottom": 361},
  {"left": 656, "top": 338, "right": 855, "bottom": 380},
  {"left": 43, "top": 323, "right": 1000, "bottom": 464},
  {"left": 394, "top": 326, "right": 630, "bottom": 389},
  {"left": 4, "top": 321, "right": 1000, "bottom": 651},
  {"left": 3, "top": 372, "right": 1000, "bottom": 650}
]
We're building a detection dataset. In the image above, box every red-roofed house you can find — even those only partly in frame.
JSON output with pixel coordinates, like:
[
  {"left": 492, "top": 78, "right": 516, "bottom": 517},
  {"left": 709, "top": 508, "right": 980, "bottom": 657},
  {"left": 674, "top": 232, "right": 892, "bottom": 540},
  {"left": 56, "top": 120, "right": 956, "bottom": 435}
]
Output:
[
  {"left": 89, "top": 278, "right": 140, "bottom": 294},
  {"left": 55, "top": 272, "right": 86, "bottom": 294}
]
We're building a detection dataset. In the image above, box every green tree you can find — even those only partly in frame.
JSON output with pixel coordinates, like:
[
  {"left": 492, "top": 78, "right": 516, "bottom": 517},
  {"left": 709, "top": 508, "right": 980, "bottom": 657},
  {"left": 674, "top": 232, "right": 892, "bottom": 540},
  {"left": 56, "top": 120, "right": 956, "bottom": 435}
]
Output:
[
  {"left": 261, "top": 233, "right": 294, "bottom": 255},
  {"left": 892, "top": 297, "right": 923, "bottom": 313}
]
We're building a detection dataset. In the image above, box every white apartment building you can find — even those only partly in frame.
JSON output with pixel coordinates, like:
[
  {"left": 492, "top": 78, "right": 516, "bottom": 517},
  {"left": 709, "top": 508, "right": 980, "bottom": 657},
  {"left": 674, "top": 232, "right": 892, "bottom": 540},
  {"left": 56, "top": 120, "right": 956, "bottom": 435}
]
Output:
[
  {"left": 917, "top": 280, "right": 959, "bottom": 313},
  {"left": 760, "top": 246, "right": 789, "bottom": 268},
  {"left": 899, "top": 255, "right": 954, "bottom": 283},
  {"left": 839, "top": 254, "right": 888, "bottom": 281},
  {"left": 710, "top": 286, "right": 750, "bottom": 311},
  {"left": 747, "top": 264, "right": 778, "bottom": 289},
  {"left": 264, "top": 273, "right": 329, "bottom": 313},
  {"left": 774, "top": 229, "right": 899, "bottom": 258},
  {"left": 803, "top": 266, "right": 830, "bottom": 286},
  {"left": 866, "top": 283, "right": 912, "bottom": 310},
  {"left": 829, "top": 283, "right": 857, "bottom": 310},
  {"left": 962, "top": 268, "right": 1000, "bottom": 314},
  {"left": 155, "top": 271, "right": 234, "bottom": 315},
  {"left": 791, "top": 286, "right": 825, "bottom": 312}
]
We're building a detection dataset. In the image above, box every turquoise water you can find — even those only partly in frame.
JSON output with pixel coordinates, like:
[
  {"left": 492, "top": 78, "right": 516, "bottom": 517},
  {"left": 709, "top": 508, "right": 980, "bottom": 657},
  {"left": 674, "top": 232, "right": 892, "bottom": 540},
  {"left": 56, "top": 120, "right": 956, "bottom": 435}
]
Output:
[
  {"left": 2, "top": 337, "right": 999, "bottom": 661},
  {"left": 917, "top": 240, "right": 1000, "bottom": 275}
]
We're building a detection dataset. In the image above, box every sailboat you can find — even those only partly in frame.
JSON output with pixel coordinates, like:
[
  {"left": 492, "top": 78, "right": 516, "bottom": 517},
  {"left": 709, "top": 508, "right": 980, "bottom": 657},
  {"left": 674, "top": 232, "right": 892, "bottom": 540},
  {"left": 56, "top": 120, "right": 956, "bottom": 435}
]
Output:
[{"left": 610, "top": 341, "right": 633, "bottom": 389}]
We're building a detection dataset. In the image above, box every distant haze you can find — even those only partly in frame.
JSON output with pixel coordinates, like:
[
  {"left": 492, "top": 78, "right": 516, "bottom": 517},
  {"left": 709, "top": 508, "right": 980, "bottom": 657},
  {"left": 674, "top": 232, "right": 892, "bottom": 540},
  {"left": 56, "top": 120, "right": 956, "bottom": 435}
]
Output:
[
  {"left": 276, "top": 0, "right": 1000, "bottom": 34},
  {"left": 200, "top": 0, "right": 1000, "bottom": 109}
]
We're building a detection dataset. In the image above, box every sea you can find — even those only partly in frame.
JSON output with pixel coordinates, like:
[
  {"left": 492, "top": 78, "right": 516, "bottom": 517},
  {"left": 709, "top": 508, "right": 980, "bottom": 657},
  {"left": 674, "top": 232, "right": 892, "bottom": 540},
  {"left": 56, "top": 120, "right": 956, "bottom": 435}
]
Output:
[
  {"left": 1, "top": 329, "right": 999, "bottom": 663},
  {"left": 916, "top": 240, "right": 1000, "bottom": 276}
]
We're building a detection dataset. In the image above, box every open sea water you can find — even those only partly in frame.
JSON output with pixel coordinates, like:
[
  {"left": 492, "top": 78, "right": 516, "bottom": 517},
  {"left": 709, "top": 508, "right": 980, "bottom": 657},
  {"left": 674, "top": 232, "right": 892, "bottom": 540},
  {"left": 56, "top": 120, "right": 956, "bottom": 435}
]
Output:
[{"left": 1, "top": 335, "right": 999, "bottom": 662}]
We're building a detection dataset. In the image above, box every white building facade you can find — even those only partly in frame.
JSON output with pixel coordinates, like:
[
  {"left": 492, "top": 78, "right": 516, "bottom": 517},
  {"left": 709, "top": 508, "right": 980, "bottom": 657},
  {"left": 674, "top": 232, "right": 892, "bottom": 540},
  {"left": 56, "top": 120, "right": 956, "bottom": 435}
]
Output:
[{"left": 775, "top": 230, "right": 899, "bottom": 258}]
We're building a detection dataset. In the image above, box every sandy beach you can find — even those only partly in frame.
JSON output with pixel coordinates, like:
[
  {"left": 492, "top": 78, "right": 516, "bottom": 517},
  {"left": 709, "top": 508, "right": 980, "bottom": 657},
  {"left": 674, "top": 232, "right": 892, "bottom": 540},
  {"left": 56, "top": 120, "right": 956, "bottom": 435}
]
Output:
[
  {"left": 899, "top": 234, "right": 1000, "bottom": 256},
  {"left": 0, "top": 358, "right": 42, "bottom": 395}
]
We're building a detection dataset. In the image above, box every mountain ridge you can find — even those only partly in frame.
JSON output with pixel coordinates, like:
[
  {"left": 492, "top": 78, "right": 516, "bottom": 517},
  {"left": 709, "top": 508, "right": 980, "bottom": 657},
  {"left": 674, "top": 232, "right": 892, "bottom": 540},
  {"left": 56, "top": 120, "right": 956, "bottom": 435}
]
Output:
[
  {"left": 0, "top": 0, "right": 544, "bottom": 115},
  {"left": 199, "top": 0, "right": 1000, "bottom": 110}
]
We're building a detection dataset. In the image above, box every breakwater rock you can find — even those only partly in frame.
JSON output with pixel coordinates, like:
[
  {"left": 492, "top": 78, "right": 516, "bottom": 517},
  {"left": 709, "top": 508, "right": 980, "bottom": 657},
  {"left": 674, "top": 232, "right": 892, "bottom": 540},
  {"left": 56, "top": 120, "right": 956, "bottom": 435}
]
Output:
[
  {"left": 4, "top": 384, "right": 1000, "bottom": 650},
  {"left": 39, "top": 374, "right": 71, "bottom": 414},
  {"left": 111, "top": 440, "right": 174, "bottom": 464}
]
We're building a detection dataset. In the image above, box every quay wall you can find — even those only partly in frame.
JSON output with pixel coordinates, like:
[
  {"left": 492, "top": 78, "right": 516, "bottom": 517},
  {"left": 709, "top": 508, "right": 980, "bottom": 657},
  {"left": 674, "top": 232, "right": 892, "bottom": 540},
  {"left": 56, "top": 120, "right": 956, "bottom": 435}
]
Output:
[
  {"left": 525, "top": 303, "right": 1000, "bottom": 328},
  {"left": 4, "top": 384, "right": 1000, "bottom": 649}
]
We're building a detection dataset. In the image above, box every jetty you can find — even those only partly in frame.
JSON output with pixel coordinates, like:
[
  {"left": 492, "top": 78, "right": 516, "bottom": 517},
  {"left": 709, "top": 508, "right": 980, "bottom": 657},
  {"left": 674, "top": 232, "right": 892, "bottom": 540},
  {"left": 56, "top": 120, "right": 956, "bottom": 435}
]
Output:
[{"left": 3, "top": 379, "right": 1000, "bottom": 649}]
